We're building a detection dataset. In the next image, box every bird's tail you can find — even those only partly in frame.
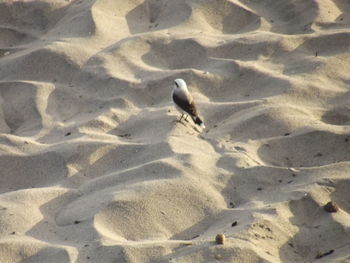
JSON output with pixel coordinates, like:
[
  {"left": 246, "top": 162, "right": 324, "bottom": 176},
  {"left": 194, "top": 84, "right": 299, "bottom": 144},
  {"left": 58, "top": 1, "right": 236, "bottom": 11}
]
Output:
[{"left": 192, "top": 116, "right": 205, "bottom": 129}]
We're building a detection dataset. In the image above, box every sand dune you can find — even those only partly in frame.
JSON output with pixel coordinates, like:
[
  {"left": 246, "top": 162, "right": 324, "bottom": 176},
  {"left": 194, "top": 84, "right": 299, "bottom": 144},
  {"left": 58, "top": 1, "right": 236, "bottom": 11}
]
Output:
[{"left": 0, "top": 0, "right": 350, "bottom": 262}]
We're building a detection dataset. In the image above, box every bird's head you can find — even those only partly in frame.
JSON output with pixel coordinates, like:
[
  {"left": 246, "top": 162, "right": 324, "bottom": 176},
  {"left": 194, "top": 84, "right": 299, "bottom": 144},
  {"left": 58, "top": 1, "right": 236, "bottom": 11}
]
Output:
[{"left": 174, "top": 78, "right": 187, "bottom": 91}]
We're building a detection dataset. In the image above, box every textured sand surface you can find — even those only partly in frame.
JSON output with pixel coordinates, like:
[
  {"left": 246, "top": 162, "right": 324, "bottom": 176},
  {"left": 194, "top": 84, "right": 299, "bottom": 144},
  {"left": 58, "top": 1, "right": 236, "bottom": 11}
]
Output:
[{"left": 0, "top": 0, "right": 350, "bottom": 262}]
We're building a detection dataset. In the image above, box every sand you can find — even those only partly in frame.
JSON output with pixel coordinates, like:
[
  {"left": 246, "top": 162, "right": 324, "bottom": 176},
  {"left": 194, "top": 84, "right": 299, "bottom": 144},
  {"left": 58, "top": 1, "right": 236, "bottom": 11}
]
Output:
[{"left": 0, "top": 0, "right": 350, "bottom": 262}]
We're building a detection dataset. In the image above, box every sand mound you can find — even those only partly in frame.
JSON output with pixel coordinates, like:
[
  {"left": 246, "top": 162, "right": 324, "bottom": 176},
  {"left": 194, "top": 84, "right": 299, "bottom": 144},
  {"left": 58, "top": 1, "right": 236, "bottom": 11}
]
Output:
[{"left": 0, "top": 0, "right": 349, "bottom": 262}]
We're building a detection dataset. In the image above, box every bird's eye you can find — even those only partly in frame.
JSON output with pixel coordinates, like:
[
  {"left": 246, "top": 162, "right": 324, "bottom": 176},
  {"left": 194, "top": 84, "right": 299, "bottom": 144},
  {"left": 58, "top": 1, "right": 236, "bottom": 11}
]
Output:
[{"left": 174, "top": 81, "right": 178, "bottom": 87}]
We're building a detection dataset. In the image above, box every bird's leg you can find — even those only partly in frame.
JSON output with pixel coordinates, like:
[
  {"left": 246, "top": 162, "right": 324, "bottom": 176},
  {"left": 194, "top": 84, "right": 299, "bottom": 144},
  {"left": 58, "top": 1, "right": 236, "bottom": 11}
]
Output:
[
  {"left": 179, "top": 114, "right": 184, "bottom": 121},
  {"left": 184, "top": 115, "right": 189, "bottom": 122}
]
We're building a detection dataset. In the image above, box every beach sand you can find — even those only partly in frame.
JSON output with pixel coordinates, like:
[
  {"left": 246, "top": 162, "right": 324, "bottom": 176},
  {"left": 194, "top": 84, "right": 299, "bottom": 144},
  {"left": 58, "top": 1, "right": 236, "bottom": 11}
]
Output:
[{"left": 0, "top": 0, "right": 350, "bottom": 262}]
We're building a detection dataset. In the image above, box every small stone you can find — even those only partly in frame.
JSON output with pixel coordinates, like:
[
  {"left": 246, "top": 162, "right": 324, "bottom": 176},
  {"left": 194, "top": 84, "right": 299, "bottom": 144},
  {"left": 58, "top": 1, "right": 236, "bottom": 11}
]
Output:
[
  {"left": 324, "top": 201, "right": 339, "bottom": 213},
  {"left": 215, "top": 234, "right": 225, "bottom": 245},
  {"left": 4, "top": 51, "right": 10, "bottom": 56},
  {"left": 257, "top": 187, "right": 262, "bottom": 191},
  {"left": 214, "top": 254, "right": 222, "bottom": 260},
  {"left": 65, "top": 132, "right": 71, "bottom": 136},
  {"left": 74, "top": 220, "right": 81, "bottom": 224},
  {"left": 231, "top": 221, "right": 237, "bottom": 227}
]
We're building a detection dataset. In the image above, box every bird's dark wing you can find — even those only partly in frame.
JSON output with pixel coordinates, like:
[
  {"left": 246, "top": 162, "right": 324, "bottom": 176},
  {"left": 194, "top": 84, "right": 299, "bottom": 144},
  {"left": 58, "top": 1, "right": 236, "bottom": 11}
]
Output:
[{"left": 172, "top": 92, "right": 198, "bottom": 117}]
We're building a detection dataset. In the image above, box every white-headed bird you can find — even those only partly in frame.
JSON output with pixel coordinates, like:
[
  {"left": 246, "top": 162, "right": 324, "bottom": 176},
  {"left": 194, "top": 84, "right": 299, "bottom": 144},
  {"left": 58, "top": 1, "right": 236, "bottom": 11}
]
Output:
[{"left": 172, "top": 78, "right": 205, "bottom": 129}]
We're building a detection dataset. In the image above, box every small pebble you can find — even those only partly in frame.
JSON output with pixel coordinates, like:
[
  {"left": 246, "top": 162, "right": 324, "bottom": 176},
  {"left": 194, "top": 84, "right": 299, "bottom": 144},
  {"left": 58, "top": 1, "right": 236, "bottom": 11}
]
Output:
[
  {"left": 214, "top": 254, "right": 222, "bottom": 260},
  {"left": 231, "top": 221, "right": 237, "bottom": 227},
  {"left": 215, "top": 234, "right": 225, "bottom": 245},
  {"left": 4, "top": 51, "right": 10, "bottom": 56},
  {"left": 324, "top": 201, "right": 339, "bottom": 213}
]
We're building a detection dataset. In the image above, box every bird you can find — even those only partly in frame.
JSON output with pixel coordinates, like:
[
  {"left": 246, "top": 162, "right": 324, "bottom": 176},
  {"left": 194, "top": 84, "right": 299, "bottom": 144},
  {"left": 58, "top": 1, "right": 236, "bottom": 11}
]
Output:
[{"left": 172, "top": 78, "right": 205, "bottom": 129}]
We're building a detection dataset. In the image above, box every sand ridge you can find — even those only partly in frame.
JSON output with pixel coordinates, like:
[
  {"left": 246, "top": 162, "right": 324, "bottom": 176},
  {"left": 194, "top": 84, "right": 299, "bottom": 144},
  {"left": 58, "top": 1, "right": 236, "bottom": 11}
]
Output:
[{"left": 0, "top": 0, "right": 350, "bottom": 262}]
